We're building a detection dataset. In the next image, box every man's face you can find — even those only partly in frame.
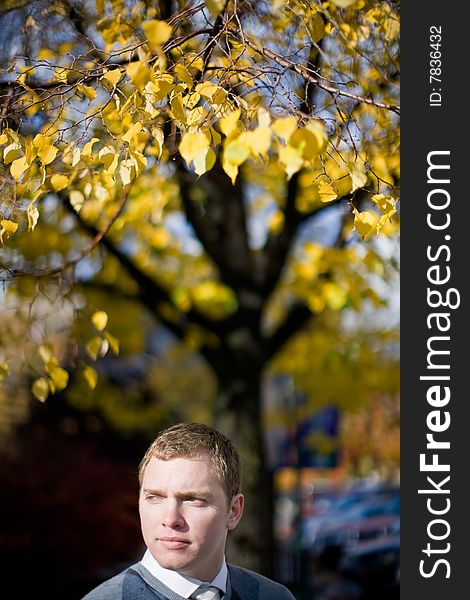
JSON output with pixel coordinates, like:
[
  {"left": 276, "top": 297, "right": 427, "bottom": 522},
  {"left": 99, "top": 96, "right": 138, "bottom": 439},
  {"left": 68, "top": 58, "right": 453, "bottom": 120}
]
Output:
[{"left": 139, "top": 452, "right": 244, "bottom": 581}]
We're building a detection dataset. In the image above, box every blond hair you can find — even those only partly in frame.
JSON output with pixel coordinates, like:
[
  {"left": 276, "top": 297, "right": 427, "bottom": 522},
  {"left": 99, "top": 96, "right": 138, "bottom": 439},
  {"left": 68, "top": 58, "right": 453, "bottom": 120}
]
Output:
[{"left": 139, "top": 423, "right": 242, "bottom": 502}]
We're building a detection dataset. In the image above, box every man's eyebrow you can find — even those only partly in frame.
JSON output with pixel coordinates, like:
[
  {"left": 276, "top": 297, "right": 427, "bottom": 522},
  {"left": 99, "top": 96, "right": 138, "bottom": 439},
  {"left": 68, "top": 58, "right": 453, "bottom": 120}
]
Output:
[
  {"left": 178, "top": 490, "right": 210, "bottom": 498},
  {"left": 142, "top": 487, "right": 211, "bottom": 498},
  {"left": 142, "top": 487, "right": 163, "bottom": 495}
]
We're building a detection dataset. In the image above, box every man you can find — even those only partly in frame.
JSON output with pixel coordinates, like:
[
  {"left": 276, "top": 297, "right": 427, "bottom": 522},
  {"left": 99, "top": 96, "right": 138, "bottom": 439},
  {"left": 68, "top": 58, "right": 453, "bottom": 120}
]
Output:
[{"left": 82, "top": 422, "right": 296, "bottom": 600}]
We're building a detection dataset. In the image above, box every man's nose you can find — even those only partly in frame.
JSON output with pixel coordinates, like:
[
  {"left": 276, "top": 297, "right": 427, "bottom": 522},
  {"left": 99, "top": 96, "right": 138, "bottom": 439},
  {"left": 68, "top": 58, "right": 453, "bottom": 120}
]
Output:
[{"left": 162, "top": 500, "right": 185, "bottom": 528}]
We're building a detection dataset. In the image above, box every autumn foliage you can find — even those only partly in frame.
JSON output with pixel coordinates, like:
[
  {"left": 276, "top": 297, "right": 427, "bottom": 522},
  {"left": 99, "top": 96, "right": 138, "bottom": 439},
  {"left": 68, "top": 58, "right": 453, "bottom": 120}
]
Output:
[{"left": 0, "top": 0, "right": 399, "bottom": 576}]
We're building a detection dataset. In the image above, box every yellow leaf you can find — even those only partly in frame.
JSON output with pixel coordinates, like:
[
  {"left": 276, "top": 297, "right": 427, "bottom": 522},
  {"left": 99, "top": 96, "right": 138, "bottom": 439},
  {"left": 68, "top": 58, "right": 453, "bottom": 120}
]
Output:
[
  {"left": 210, "top": 127, "right": 221, "bottom": 146},
  {"left": 83, "top": 365, "right": 98, "bottom": 390},
  {"left": 193, "top": 147, "right": 216, "bottom": 176},
  {"left": 3, "top": 141, "right": 22, "bottom": 164},
  {"left": 184, "top": 93, "right": 200, "bottom": 112},
  {"left": 148, "top": 75, "right": 175, "bottom": 101},
  {"left": 86, "top": 336, "right": 107, "bottom": 361},
  {"left": 224, "top": 140, "right": 250, "bottom": 166},
  {"left": 186, "top": 105, "right": 206, "bottom": 126},
  {"left": 37, "top": 48, "right": 54, "bottom": 60},
  {"left": 99, "top": 146, "right": 119, "bottom": 175},
  {"left": 129, "top": 149, "right": 147, "bottom": 174},
  {"left": 92, "top": 310, "right": 108, "bottom": 331},
  {"left": 291, "top": 121, "right": 327, "bottom": 159},
  {"left": 195, "top": 82, "right": 227, "bottom": 105},
  {"left": 122, "top": 122, "right": 143, "bottom": 144},
  {"left": 170, "top": 93, "right": 186, "bottom": 122},
  {"left": 307, "top": 12, "right": 325, "bottom": 43},
  {"left": 38, "top": 344, "right": 54, "bottom": 364},
  {"left": 102, "top": 68, "right": 122, "bottom": 87},
  {"left": 77, "top": 84, "right": 97, "bottom": 101},
  {"left": 27, "top": 202, "right": 39, "bottom": 231},
  {"left": 1, "top": 219, "right": 18, "bottom": 235},
  {"left": 119, "top": 160, "right": 133, "bottom": 185},
  {"left": 2, "top": 128, "right": 20, "bottom": 143},
  {"left": 272, "top": 116, "right": 298, "bottom": 142},
  {"left": 23, "top": 140, "right": 37, "bottom": 164},
  {"left": 10, "top": 155, "right": 29, "bottom": 180},
  {"left": 317, "top": 180, "right": 338, "bottom": 203},
  {"left": 39, "top": 145, "right": 58, "bottom": 165},
  {"left": 330, "top": 0, "right": 358, "bottom": 7},
  {"left": 371, "top": 194, "right": 397, "bottom": 216},
  {"left": 126, "top": 61, "right": 151, "bottom": 89},
  {"left": 349, "top": 163, "right": 368, "bottom": 192},
  {"left": 151, "top": 127, "right": 164, "bottom": 158},
  {"left": 174, "top": 64, "right": 194, "bottom": 88},
  {"left": 377, "top": 212, "right": 394, "bottom": 234},
  {"left": 222, "top": 156, "right": 239, "bottom": 185},
  {"left": 205, "top": 0, "right": 225, "bottom": 17},
  {"left": 179, "top": 131, "right": 211, "bottom": 164},
  {"left": 105, "top": 332, "right": 120, "bottom": 354},
  {"left": 70, "top": 146, "right": 81, "bottom": 167},
  {"left": 32, "top": 377, "right": 50, "bottom": 402},
  {"left": 219, "top": 109, "right": 241, "bottom": 136},
  {"left": 38, "top": 164, "right": 46, "bottom": 185},
  {"left": 70, "top": 190, "right": 85, "bottom": 212},
  {"left": 143, "top": 87, "right": 161, "bottom": 118},
  {"left": 51, "top": 173, "right": 69, "bottom": 191},
  {"left": 0, "top": 133, "right": 8, "bottom": 144},
  {"left": 354, "top": 210, "right": 378, "bottom": 239},
  {"left": 143, "top": 19, "right": 172, "bottom": 49},
  {"left": 196, "top": 82, "right": 218, "bottom": 99},
  {"left": 47, "top": 366, "right": 69, "bottom": 392},
  {"left": 297, "top": 179, "right": 337, "bottom": 212},
  {"left": 278, "top": 144, "right": 303, "bottom": 179},
  {"left": 82, "top": 137, "right": 100, "bottom": 157},
  {"left": 245, "top": 127, "right": 271, "bottom": 157},
  {"left": 33, "top": 134, "right": 58, "bottom": 165}
]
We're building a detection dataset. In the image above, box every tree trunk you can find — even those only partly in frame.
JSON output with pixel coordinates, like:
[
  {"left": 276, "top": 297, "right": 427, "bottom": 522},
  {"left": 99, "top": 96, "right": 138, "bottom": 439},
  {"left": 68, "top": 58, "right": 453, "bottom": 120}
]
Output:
[{"left": 215, "top": 372, "right": 275, "bottom": 577}]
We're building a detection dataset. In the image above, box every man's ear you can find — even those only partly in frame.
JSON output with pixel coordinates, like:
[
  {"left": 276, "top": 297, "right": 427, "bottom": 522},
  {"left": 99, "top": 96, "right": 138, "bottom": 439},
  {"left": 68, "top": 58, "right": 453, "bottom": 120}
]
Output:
[{"left": 227, "top": 493, "right": 244, "bottom": 530}]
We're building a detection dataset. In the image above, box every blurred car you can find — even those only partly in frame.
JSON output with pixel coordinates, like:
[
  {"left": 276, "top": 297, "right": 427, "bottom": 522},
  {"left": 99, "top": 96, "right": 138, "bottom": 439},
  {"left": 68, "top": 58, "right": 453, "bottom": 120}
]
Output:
[
  {"left": 307, "top": 495, "right": 400, "bottom": 568},
  {"left": 300, "top": 483, "right": 398, "bottom": 549},
  {"left": 345, "top": 514, "right": 400, "bottom": 547}
]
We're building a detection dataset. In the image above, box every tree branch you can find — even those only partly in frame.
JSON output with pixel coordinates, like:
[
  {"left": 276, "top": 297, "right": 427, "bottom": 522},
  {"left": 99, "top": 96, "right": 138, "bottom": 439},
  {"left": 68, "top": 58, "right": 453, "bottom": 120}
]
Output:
[
  {"left": 0, "top": 184, "right": 129, "bottom": 281},
  {"left": 193, "top": 0, "right": 231, "bottom": 84},
  {"left": 264, "top": 302, "right": 313, "bottom": 363},
  {"left": 258, "top": 172, "right": 302, "bottom": 295},
  {"left": 243, "top": 37, "right": 400, "bottom": 115},
  {"left": 176, "top": 159, "right": 254, "bottom": 292},
  {"left": 59, "top": 196, "right": 230, "bottom": 343}
]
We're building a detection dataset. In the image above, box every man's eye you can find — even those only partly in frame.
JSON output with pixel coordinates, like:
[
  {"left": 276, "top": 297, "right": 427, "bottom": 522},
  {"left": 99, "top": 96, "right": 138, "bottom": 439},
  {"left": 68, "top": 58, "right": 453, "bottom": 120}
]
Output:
[
  {"left": 146, "top": 494, "right": 162, "bottom": 503},
  {"left": 186, "top": 496, "right": 205, "bottom": 504}
]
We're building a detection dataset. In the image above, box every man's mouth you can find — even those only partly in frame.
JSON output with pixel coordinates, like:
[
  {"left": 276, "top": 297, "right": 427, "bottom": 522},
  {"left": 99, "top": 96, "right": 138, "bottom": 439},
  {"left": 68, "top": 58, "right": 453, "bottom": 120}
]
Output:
[{"left": 158, "top": 537, "right": 190, "bottom": 549}]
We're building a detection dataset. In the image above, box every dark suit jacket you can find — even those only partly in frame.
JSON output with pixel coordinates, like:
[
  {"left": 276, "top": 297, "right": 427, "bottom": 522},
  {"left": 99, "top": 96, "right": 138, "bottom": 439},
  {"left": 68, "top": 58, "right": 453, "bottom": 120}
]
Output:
[{"left": 81, "top": 562, "right": 296, "bottom": 600}]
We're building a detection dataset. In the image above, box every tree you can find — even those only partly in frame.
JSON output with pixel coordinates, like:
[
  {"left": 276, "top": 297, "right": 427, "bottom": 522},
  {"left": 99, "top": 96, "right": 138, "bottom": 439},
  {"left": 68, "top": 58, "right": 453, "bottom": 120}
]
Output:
[{"left": 0, "top": 0, "right": 399, "bottom": 575}]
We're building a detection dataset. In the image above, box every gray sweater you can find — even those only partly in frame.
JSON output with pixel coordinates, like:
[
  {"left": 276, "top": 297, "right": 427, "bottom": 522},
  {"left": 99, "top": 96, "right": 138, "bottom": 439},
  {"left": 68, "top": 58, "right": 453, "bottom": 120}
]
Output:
[{"left": 81, "top": 562, "right": 296, "bottom": 600}]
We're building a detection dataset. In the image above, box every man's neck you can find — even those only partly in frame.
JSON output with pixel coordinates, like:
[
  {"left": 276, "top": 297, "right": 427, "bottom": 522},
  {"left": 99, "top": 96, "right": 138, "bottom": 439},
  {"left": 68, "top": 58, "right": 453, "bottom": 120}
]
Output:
[{"left": 140, "top": 550, "right": 227, "bottom": 598}]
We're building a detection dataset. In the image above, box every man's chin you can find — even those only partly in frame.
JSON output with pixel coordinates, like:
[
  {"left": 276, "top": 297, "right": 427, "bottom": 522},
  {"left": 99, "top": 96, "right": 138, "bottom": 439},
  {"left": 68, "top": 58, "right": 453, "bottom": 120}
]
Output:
[{"left": 153, "top": 548, "right": 194, "bottom": 572}]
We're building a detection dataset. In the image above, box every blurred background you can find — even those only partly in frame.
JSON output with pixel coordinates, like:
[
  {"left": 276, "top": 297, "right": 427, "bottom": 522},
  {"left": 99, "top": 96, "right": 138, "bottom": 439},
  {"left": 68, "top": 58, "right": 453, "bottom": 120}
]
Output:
[
  {"left": 0, "top": 1, "right": 399, "bottom": 598},
  {"left": 0, "top": 311, "right": 399, "bottom": 599}
]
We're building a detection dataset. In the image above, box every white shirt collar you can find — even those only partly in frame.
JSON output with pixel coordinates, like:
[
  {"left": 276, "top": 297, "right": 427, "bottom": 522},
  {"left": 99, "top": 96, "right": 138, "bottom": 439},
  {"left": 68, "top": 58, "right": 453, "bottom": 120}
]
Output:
[{"left": 141, "top": 549, "right": 227, "bottom": 598}]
